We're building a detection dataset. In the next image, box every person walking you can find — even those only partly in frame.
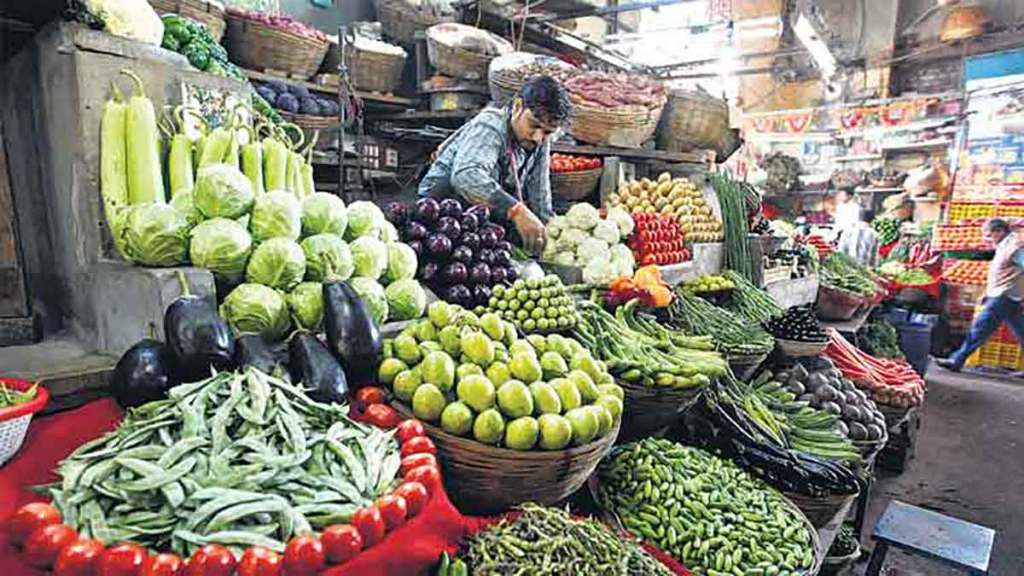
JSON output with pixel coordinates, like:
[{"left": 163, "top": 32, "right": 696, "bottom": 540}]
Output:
[{"left": 936, "top": 218, "right": 1024, "bottom": 371}]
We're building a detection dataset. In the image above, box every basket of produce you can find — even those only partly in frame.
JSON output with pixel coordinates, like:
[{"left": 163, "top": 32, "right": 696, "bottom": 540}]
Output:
[
  {"left": 224, "top": 8, "right": 329, "bottom": 79},
  {"left": 767, "top": 306, "right": 829, "bottom": 357},
  {"left": 823, "top": 329, "right": 926, "bottom": 408},
  {"left": 488, "top": 52, "right": 576, "bottom": 106},
  {"left": 278, "top": 110, "right": 338, "bottom": 130},
  {"left": 550, "top": 154, "right": 603, "bottom": 200},
  {"left": 816, "top": 285, "right": 865, "bottom": 321},
  {"left": 382, "top": 301, "right": 624, "bottom": 514},
  {"left": 655, "top": 87, "right": 730, "bottom": 153},
  {"left": 563, "top": 72, "right": 666, "bottom": 147},
  {"left": 728, "top": 352, "right": 768, "bottom": 380},
  {"left": 0, "top": 378, "right": 47, "bottom": 466},
  {"left": 321, "top": 34, "right": 407, "bottom": 93},
  {"left": 150, "top": 0, "right": 226, "bottom": 41},
  {"left": 616, "top": 377, "right": 703, "bottom": 441},
  {"left": 679, "top": 274, "right": 736, "bottom": 304},
  {"left": 253, "top": 80, "right": 342, "bottom": 125},
  {"left": 783, "top": 490, "right": 859, "bottom": 529},
  {"left": 665, "top": 288, "right": 776, "bottom": 360},
  {"left": 821, "top": 525, "right": 862, "bottom": 576},
  {"left": 374, "top": 0, "right": 454, "bottom": 45},
  {"left": 608, "top": 173, "right": 724, "bottom": 243},
  {"left": 426, "top": 23, "right": 513, "bottom": 80},
  {"left": 540, "top": 204, "right": 637, "bottom": 285},
  {"left": 596, "top": 438, "right": 823, "bottom": 575}
]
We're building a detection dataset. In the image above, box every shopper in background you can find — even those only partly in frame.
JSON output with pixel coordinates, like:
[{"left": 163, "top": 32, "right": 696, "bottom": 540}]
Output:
[
  {"left": 832, "top": 189, "right": 861, "bottom": 233},
  {"left": 418, "top": 75, "right": 572, "bottom": 255},
  {"left": 837, "top": 208, "right": 880, "bottom": 267},
  {"left": 937, "top": 218, "right": 1024, "bottom": 372}
]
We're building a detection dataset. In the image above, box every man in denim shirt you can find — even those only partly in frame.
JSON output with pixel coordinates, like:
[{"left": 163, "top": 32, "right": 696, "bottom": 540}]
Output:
[{"left": 418, "top": 76, "right": 571, "bottom": 255}]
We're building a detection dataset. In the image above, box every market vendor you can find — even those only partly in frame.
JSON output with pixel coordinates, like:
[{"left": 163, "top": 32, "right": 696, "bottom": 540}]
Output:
[{"left": 418, "top": 75, "right": 572, "bottom": 255}]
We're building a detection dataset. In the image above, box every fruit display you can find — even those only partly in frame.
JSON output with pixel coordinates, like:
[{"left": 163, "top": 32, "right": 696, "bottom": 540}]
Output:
[
  {"left": 871, "top": 215, "right": 901, "bottom": 245},
  {"left": 550, "top": 153, "right": 602, "bottom": 173},
  {"left": 607, "top": 173, "right": 724, "bottom": 243},
  {"left": 542, "top": 204, "right": 636, "bottom": 283},
  {"left": 942, "top": 259, "right": 989, "bottom": 286},
  {"left": 802, "top": 235, "right": 832, "bottom": 258},
  {"left": 665, "top": 289, "right": 775, "bottom": 357},
  {"left": 485, "top": 275, "right": 580, "bottom": 334},
  {"left": 386, "top": 198, "right": 516, "bottom": 309},
  {"left": 932, "top": 221, "right": 995, "bottom": 251},
  {"left": 765, "top": 305, "right": 827, "bottom": 343},
  {"left": 628, "top": 213, "right": 691, "bottom": 265},
  {"left": 720, "top": 270, "right": 785, "bottom": 324},
  {"left": 947, "top": 201, "right": 996, "bottom": 223},
  {"left": 254, "top": 80, "right": 341, "bottom": 117},
  {"left": 680, "top": 274, "right": 735, "bottom": 295},
  {"left": 597, "top": 438, "right": 816, "bottom": 574},
  {"left": 563, "top": 71, "right": 666, "bottom": 110},
  {"left": 823, "top": 329, "right": 925, "bottom": 407},
  {"left": 380, "top": 301, "right": 624, "bottom": 451}
]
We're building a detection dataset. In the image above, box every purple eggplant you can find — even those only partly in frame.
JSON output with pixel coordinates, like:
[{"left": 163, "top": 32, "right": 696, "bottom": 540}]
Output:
[
  {"left": 442, "top": 262, "right": 468, "bottom": 285},
  {"left": 420, "top": 261, "right": 440, "bottom": 282},
  {"left": 446, "top": 284, "right": 472, "bottom": 307},
  {"left": 494, "top": 250, "right": 513, "bottom": 267},
  {"left": 425, "top": 233, "right": 453, "bottom": 260},
  {"left": 405, "top": 221, "right": 429, "bottom": 241},
  {"left": 435, "top": 216, "right": 462, "bottom": 240},
  {"left": 491, "top": 267, "right": 509, "bottom": 285},
  {"left": 414, "top": 198, "right": 441, "bottom": 224},
  {"left": 497, "top": 241, "right": 514, "bottom": 254},
  {"left": 485, "top": 223, "right": 506, "bottom": 242},
  {"left": 473, "top": 285, "right": 492, "bottom": 306},
  {"left": 452, "top": 245, "right": 473, "bottom": 263},
  {"left": 506, "top": 266, "right": 519, "bottom": 282},
  {"left": 470, "top": 262, "right": 492, "bottom": 285},
  {"left": 384, "top": 202, "right": 408, "bottom": 225},
  {"left": 407, "top": 239, "right": 424, "bottom": 257},
  {"left": 479, "top": 228, "right": 499, "bottom": 248},
  {"left": 460, "top": 213, "right": 479, "bottom": 233},
  {"left": 461, "top": 232, "right": 481, "bottom": 250},
  {"left": 478, "top": 248, "right": 496, "bottom": 265},
  {"left": 439, "top": 198, "right": 463, "bottom": 218},
  {"left": 466, "top": 204, "right": 491, "bottom": 224}
]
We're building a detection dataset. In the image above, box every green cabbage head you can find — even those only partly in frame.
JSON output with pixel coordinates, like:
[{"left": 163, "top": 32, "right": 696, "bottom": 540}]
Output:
[
  {"left": 383, "top": 242, "right": 418, "bottom": 284},
  {"left": 189, "top": 218, "right": 253, "bottom": 281},
  {"left": 122, "top": 203, "right": 190, "bottom": 267},
  {"left": 194, "top": 164, "right": 254, "bottom": 220},
  {"left": 301, "top": 234, "right": 353, "bottom": 281},
  {"left": 220, "top": 283, "right": 291, "bottom": 340},
  {"left": 349, "top": 277, "right": 388, "bottom": 325},
  {"left": 245, "top": 237, "right": 306, "bottom": 291},
  {"left": 350, "top": 236, "right": 388, "bottom": 279},
  {"left": 250, "top": 190, "right": 301, "bottom": 242},
  {"left": 288, "top": 281, "right": 324, "bottom": 331},
  {"left": 170, "top": 191, "right": 201, "bottom": 227},
  {"left": 301, "top": 192, "right": 348, "bottom": 237},
  {"left": 344, "top": 201, "right": 384, "bottom": 240},
  {"left": 385, "top": 278, "right": 427, "bottom": 321}
]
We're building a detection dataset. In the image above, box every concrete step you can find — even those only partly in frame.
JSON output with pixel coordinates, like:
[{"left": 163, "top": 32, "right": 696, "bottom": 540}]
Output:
[{"left": 0, "top": 335, "right": 115, "bottom": 414}]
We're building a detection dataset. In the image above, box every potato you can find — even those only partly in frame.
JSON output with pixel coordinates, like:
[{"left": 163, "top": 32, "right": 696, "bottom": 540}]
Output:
[{"left": 657, "top": 172, "right": 671, "bottom": 184}]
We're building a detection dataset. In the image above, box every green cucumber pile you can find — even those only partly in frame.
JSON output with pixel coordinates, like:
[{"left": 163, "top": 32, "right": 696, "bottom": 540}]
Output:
[
  {"left": 665, "top": 289, "right": 775, "bottom": 357},
  {"left": 598, "top": 438, "right": 815, "bottom": 575}
]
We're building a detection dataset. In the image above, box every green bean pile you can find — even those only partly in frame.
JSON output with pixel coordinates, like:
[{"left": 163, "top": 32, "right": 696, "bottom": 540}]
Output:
[
  {"left": 721, "top": 270, "right": 784, "bottom": 325},
  {"left": 43, "top": 369, "right": 400, "bottom": 557},
  {"left": 463, "top": 503, "right": 674, "bottom": 576},
  {"left": 0, "top": 381, "right": 37, "bottom": 408},
  {"left": 598, "top": 438, "right": 815, "bottom": 576},
  {"left": 665, "top": 290, "right": 775, "bottom": 356},
  {"left": 710, "top": 173, "right": 756, "bottom": 283}
]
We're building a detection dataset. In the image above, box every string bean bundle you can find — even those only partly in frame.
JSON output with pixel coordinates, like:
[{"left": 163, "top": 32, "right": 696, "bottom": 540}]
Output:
[
  {"left": 665, "top": 289, "right": 774, "bottom": 356},
  {"left": 721, "top": 270, "right": 784, "bottom": 324},
  {"left": 710, "top": 173, "right": 755, "bottom": 283}
]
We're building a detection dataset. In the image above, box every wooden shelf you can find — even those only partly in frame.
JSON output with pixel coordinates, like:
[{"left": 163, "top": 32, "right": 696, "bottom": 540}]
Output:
[
  {"left": 551, "top": 143, "right": 704, "bottom": 164},
  {"left": 241, "top": 68, "right": 417, "bottom": 106},
  {"left": 833, "top": 154, "right": 882, "bottom": 162},
  {"left": 375, "top": 109, "right": 479, "bottom": 121},
  {"left": 855, "top": 187, "right": 903, "bottom": 194},
  {"left": 881, "top": 139, "right": 952, "bottom": 153}
]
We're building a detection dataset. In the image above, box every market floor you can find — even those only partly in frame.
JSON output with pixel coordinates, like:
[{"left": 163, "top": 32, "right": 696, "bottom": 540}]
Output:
[{"left": 854, "top": 361, "right": 1024, "bottom": 576}]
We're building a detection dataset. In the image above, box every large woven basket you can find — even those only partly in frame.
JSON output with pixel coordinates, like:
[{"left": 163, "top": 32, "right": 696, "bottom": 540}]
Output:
[
  {"left": 551, "top": 168, "right": 602, "bottom": 201},
  {"left": 728, "top": 352, "right": 768, "bottom": 381},
  {"left": 225, "top": 14, "right": 328, "bottom": 80},
  {"left": 393, "top": 401, "right": 618, "bottom": 515},
  {"left": 816, "top": 286, "right": 865, "bottom": 321},
  {"left": 783, "top": 490, "right": 859, "bottom": 530},
  {"left": 569, "top": 101, "right": 664, "bottom": 148},
  {"left": 426, "top": 24, "right": 512, "bottom": 80},
  {"left": 278, "top": 111, "right": 337, "bottom": 131},
  {"left": 374, "top": 0, "right": 453, "bottom": 45},
  {"left": 322, "top": 42, "right": 406, "bottom": 93},
  {"left": 617, "top": 379, "right": 704, "bottom": 442},
  {"left": 149, "top": 0, "right": 226, "bottom": 41},
  {"left": 655, "top": 88, "right": 730, "bottom": 153},
  {"left": 776, "top": 338, "right": 829, "bottom": 358}
]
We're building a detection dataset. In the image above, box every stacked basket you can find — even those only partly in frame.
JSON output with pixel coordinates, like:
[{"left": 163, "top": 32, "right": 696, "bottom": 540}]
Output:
[
  {"left": 224, "top": 12, "right": 328, "bottom": 79},
  {"left": 655, "top": 88, "right": 730, "bottom": 153},
  {"left": 569, "top": 102, "right": 664, "bottom": 148},
  {"left": 426, "top": 23, "right": 512, "bottom": 80},
  {"left": 149, "top": 0, "right": 226, "bottom": 41},
  {"left": 488, "top": 52, "right": 576, "bottom": 106},
  {"left": 551, "top": 168, "right": 602, "bottom": 201},
  {"left": 374, "top": 0, "right": 454, "bottom": 45},
  {"left": 322, "top": 37, "right": 407, "bottom": 94}
]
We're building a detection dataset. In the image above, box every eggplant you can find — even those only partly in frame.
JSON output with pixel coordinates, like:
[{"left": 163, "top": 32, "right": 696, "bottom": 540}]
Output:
[
  {"left": 111, "top": 339, "right": 178, "bottom": 408},
  {"left": 233, "top": 333, "right": 285, "bottom": 377},
  {"left": 164, "top": 270, "right": 235, "bottom": 381},
  {"left": 323, "top": 280, "right": 381, "bottom": 387},
  {"left": 289, "top": 330, "right": 348, "bottom": 403}
]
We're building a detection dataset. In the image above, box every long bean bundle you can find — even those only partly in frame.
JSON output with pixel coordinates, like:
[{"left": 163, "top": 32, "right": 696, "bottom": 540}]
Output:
[
  {"left": 665, "top": 289, "right": 774, "bottom": 356},
  {"left": 721, "top": 270, "right": 784, "bottom": 324},
  {"left": 710, "top": 172, "right": 756, "bottom": 282}
]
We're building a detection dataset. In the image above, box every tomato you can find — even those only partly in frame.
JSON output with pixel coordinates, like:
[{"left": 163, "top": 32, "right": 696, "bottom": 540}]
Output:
[
  {"left": 354, "top": 386, "right": 387, "bottom": 410},
  {"left": 399, "top": 453, "right": 437, "bottom": 476},
  {"left": 185, "top": 544, "right": 236, "bottom": 576},
  {"left": 377, "top": 495, "right": 408, "bottom": 530},
  {"left": 404, "top": 465, "right": 442, "bottom": 494},
  {"left": 54, "top": 538, "right": 104, "bottom": 576},
  {"left": 351, "top": 506, "right": 386, "bottom": 547},
  {"left": 8, "top": 502, "right": 61, "bottom": 546},
  {"left": 283, "top": 535, "right": 324, "bottom": 575},
  {"left": 399, "top": 436, "right": 436, "bottom": 457},
  {"left": 363, "top": 404, "right": 399, "bottom": 429},
  {"left": 394, "top": 482, "right": 429, "bottom": 517},
  {"left": 141, "top": 553, "right": 184, "bottom": 576},
  {"left": 395, "top": 419, "right": 425, "bottom": 444},
  {"left": 24, "top": 523, "right": 78, "bottom": 568},
  {"left": 641, "top": 253, "right": 657, "bottom": 266},
  {"left": 98, "top": 544, "right": 148, "bottom": 576},
  {"left": 321, "top": 524, "right": 362, "bottom": 565},
  {"left": 236, "top": 547, "right": 282, "bottom": 576}
]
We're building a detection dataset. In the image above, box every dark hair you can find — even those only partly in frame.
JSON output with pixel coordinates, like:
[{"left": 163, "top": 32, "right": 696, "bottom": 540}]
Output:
[
  {"left": 986, "top": 218, "right": 1011, "bottom": 234},
  {"left": 520, "top": 75, "right": 572, "bottom": 125},
  {"left": 862, "top": 208, "right": 876, "bottom": 222}
]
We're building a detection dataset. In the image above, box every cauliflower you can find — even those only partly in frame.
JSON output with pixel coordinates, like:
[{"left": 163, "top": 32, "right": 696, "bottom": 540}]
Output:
[
  {"left": 86, "top": 0, "right": 164, "bottom": 45},
  {"left": 582, "top": 259, "right": 616, "bottom": 284},
  {"left": 555, "top": 228, "right": 588, "bottom": 252},
  {"left": 566, "top": 203, "right": 600, "bottom": 231},
  {"left": 592, "top": 219, "right": 620, "bottom": 245},
  {"left": 553, "top": 251, "right": 577, "bottom": 267},
  {"left": 546, "top": 215, "right": 568, "bottom": 240},
  {"left": 610, "top": 244, "right": 636, "bottom": 276},
  {"left": 576, "top": 237, "right": 610, "bottom": 262},
  {"left": 607, "top": 206, "right": 635, "bottom": 237}
]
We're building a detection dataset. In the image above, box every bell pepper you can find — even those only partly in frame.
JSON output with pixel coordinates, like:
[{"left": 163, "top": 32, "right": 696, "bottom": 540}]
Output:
[
  {"left": 183, "top": 42, "right": 210, "bottom": 71},
  {"left": 161, "top": 14, "right": 192, "bottom": 45}
]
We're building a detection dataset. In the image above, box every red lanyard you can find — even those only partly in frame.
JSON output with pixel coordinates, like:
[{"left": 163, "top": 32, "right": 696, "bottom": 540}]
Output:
[{"left": 507, "top": 139, "right": 525, "bottom": 204}]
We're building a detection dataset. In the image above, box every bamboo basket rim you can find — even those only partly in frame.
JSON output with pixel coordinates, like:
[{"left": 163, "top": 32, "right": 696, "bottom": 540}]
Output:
[
  {"left": 551, "top": 167, "right": 603, "bottom": 181},
  {"left": 150, "top": 0, "right": 225, "bottom": 15},
  {"left": 775, "top": 338, "right": 830, "bottom": 357},
  {"left": 278, "top": 111, "right": 338, "bottom": 129},
  {"left": 226, "top": 12, "right": 329, "bottom": 47},
  {"left": 573, "top": 99, "right": 664, "bottom": 117}
]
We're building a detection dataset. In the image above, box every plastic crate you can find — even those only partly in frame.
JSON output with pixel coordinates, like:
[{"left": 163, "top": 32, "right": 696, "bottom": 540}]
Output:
[
  {"left": 941, "top": 260, "right": 989, "bottom": 286},
  {"left": 947, "top": 202, "right": 995, "bottom": 223},
  {"left": 964, "top": 304, "right": 1024, "bottom": 370}
]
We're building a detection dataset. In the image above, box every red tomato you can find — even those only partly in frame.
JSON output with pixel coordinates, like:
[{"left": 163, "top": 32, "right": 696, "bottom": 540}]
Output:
[
  {"left": 376, "top": 495, "right": 408, "bottom": 530},
  {"left": 363, "top": 404, "right": 399, "bottom": 429},
  {"left": 399, "top": 436, "right": 436, "bottom": 457},
  {"left": 98, "top": 544, "right": 148, "bottom": 576},
  {"left": 394, "top": 482, "right": 429, "bottom": 517},
  {"left": 321, "top": 524, "right": 362, "bottom": 565},
  {"left": 351, "top": 507, "right": 386, "bottom": 548},
  {"left": 641, "top": 253, "right": 657, "bottom": 266},
  {"left": 395, "top": 419, "right": 425, "bottom": 444},
  {"left": 283, "top": 535, "right": 324, "bottom": 576},
  {"left": 141, "top": 553, "right": 184, "bottom": 576},
  {"left": 54, "top": 538, "right": 104, "bottom": 576},
  {"left": 399, "top": 453, "right": 437, "bottom": 476},
  {"left": 354, "top": 386, "right": 387, "bottom": 409},
  {"left": 236, "top": 547, "right": 282, "bottom": 576},
  {"left": 404, "top": 465, "right": 442, "bottom": 494},
  {"left": 8, "top": 502, "right": 61, "bottom": 546},
  {"left": 185, "top": 544, "right": 236, "bottom": 576},
  {"left": 24, "top": 523, "right": 78, "bottom": 568}
]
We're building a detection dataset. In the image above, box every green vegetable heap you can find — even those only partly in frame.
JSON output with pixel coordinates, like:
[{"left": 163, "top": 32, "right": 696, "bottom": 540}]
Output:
[
  {"left": 871, "top": 216, "right": 901, "bottom": 246},
  {"left": 665, "top": 290, "right": 775, "bottom": 357},
  {"left": 484, "top": 275, "right": 579, "bottom": 334},
  {"left": 43, "top": 369, "right": 400, "bottom": 557},
  {"left": 820, "top": 252, "right": 880, "bottom": 297},
  {"left": 598, "top": 438, "right": 815, "bottom": 575},
  {"left": 0, "top": 382, "right": 37, "bottom": 409},
  {"left": 720, "top": 270, "right": 785, "bottom": 325}
]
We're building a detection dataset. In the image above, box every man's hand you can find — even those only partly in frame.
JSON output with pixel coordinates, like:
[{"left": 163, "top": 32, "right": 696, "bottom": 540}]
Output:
[{"left": 510, "top": 204, "right": 546, "bottom": 256}]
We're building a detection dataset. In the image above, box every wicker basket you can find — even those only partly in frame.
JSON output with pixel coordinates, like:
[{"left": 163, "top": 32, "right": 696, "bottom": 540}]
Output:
[
  {"left": 225, "top": 14, "right": 329, "bottom": 80},
  {"left": 783, "top": 491, "right": 859, "bottom": 530},
  {"left": 655, "top": 88, "right": 730, "bottom": 153},
  {"left": 322, "top": 41, "right": 407, "bottom": 93},
  {"left": 149, "top": 0, "right": 226, "bottom": 41},
  {"left": 852, "top": 428, "right": 889, "bottom": 459},
  {"left": 374, "top": 0, "right": 454, "bottom": 45},
  {"left": 0, "top": 378, "right": 49, "bottom": 467},
  {"left": 728, "top": 352, "right": 768, "bottom": 380},
  {"left": 551, "top": 168, "right": 602, "bottom": 201},
  {"left": 617, "top": 379, "right": 704, "bottom": 442},
  {"left": 278, "top": 111, "right": 338, "bottom": 130},
  {"left": 426, "top": 24, "right": 512, "bottom": 80},
  {"left": 569, "top": 101, "right": 664, "bottom": 148},
  {"left": 776, "top": 338, "right": 829, "bottom": 358},
  {"left": 392, "top": 401, "right": 619, "bottom": 515},
  {"left": 816, "top": 286, "right": 865, "bottom": 321}
]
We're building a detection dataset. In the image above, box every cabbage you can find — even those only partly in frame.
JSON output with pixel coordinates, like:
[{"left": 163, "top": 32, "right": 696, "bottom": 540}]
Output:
[
  {"left": 576, "top": 237, "right": 610, "bottom": 262},
  {"left": 385, "top": 278, "right": 427, "bottom": 321},
  {"left": 250, "top": 190, "right": 301, "bottom": 242},
  {"left": 301, "top": 234, "right": 354, "bottom": 281},
  {"left": 382, "top": 242, "right": 418, "bottom": 284},
  {"left": 350, "top": 236, "right": 388, "bottom": 279},
  {"left": 170, "top": 191, "right": 201, "bottom": 227},
  {"left": 220, "top": 283, "right": 291, "bottom": 340},
  {"left": 122, "top": 203, "right": 190, "bottom": 266},
  {"left": 381, "top": 221, "right": 399, "bottom": 243},
  {"left": 301, "top": 192, "right": 348, "bottom": 237},
  {"left": 245, "top": 237, "right": 306, "bottom": 291},
  {"left": 344, "top": 201, "right": 385, "bottom": 240},
  {"left": 288, "top": 281, "right": 324, "bottom": 331},
  {"left": 592, "top": 219, "right": 620, "bottom": 245},
  {"left": 555, "top": 228, "right": 587, "bottom": 252},
  {"left": 194, "top": 164, "right": 255, "bottom": 220},
  {"left": 566, "top": 203, "right": 600, "bottom": 230},
  {"left": 190, "top": 218, "right": 253, "bottom": 280},
  {"left": 349, "top": 277, "right": 388, "bottom": 324},
  {"left": 606, "top": 206, "right": 635, "bottom": 237}
]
